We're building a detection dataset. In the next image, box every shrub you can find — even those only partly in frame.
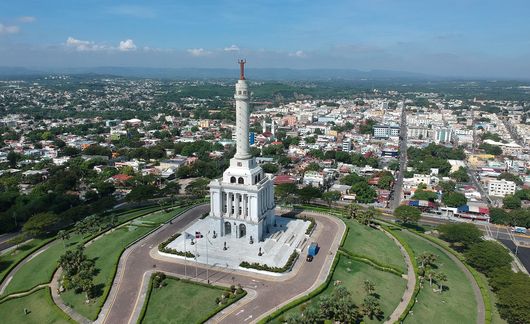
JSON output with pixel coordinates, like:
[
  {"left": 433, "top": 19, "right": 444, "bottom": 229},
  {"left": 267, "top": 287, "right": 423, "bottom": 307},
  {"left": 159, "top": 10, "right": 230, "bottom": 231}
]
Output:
[{"left": 240, "top": 251, "right": 299, "bottom": 273}]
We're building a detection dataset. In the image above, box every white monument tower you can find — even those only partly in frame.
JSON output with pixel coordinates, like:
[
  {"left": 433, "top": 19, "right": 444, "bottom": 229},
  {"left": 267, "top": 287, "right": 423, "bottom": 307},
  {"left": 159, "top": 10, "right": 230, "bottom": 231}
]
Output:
[{"left": 208, "top": 60, "right": 275, "bottom": 242}]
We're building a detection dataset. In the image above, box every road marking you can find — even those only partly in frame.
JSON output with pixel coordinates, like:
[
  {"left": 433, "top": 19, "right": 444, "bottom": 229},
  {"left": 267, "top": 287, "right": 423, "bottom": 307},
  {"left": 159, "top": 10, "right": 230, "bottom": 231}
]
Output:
[
  {"left": 243, "top": 315, "right": 253, "bottom": 321},
  {"left": 235, "top": 309, "right": 245, "bottom": 316}
]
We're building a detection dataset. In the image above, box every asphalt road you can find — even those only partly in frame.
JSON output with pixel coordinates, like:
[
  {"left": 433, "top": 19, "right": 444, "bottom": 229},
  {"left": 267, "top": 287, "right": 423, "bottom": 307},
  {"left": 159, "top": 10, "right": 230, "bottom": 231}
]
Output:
[
  {"left": 391, "top": 103, "right": 407, "bottom": 210},
  {"left": 100, "top": 205, "right": 343, "bottom": 324}
]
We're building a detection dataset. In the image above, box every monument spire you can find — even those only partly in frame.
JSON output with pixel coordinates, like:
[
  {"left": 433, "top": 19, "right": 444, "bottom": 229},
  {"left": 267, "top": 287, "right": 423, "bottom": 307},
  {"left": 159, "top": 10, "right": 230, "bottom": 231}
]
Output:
[{"left": 234, "top": 59, "right": 251, "bottom": 160}]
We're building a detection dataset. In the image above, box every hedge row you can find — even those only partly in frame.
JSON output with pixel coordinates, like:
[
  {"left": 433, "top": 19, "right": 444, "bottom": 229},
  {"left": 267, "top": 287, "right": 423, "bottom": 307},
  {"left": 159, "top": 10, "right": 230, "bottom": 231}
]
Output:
[
  {"left": 258, "top": 253, "right": 342, "bottom": 323},
  {"left": 240, "top": 251, "right": 299, "bottom": 273},
  {"left": 338, "top": 248, "right": 404, "bottom": 276}
]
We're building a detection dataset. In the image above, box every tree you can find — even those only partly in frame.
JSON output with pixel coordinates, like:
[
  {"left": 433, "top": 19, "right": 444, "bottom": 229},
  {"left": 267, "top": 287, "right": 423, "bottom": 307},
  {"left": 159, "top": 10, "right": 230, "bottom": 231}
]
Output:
[
  {"left": 351, "top": 181, "right": 377, "bottom": 203},
  {"left": 57, "top": 230, "right": 70, "bottom": 248},
  {"left": 498, "top": 172, "right": 523, "bottom": 186},
  {"left": 438, "top": 223, "right": 483, "bottom": 250},
  {"left": 465, "top": 241, "right": 512, "bottom": 275},
  {"left": 356, "top": 207, "right": 379, "bottom": 225},
  {"left": 479, "top": 143, "right": 502, "bottom": 155},
  {"left": 450, "top": 167, "right": 469, "bottom": 183},
  {"left": 363, "top": 280, "right": 375, "bottom": 295},
  {"left": 503, "top": 195, "right": 521, "bottom": 209},
  {"left": 377, "top": 174, "right": 394, "bottom": 190},
  {"left": 261, "top": 163, "right": 279, "bottom": 174},
  {"left": 340, "top": 173, "right": 365, "bottom": 186},
  {"left": 22, "top": 212, "right": 60, "bottom": 237},
  {"left": 185, "top": 178, "right": 209, "bottom": 198},
  {"left": 434, "top": 272, "right": 447, "bottom": 293},
  {"left": 304, "top": 162, "right": 321, "bottom": 172},
  {"left": 412, "top": 189, "right": 438, "bottom": 202},
  {"left": 275, "top": 183, "right": 297, "bottom": 205},
  {"left": 361, "top": 295, "right": 384, "bottom": 320},
  {"left": 297, "top": 186, "right": 322, "bottom": 204},
  {"left": 6, "top": 151, "right": 22, "bottom": 168},
  {"left": 417, "top": 252, "right": 437, "bottom": 275},
  {"left": 126, "top": 184, "right": 158, "bottom": 202},
  {"left": 442, "top": 191, "right": 467, "bottom": 207},
  {"left": 322, "top": 191, "right": 341, "bottom": 207},
  {"left": 438, "top": 181, "right": 456, "bottom": 193},
  {"left": 346, "top": 202, "right": 361, "bottom": 220},
  {"left": 394, "top": 205, "right": 421, "bottom": 224},
  {"left": 489, "top": 207, "right": 510, "bottom": 225}
]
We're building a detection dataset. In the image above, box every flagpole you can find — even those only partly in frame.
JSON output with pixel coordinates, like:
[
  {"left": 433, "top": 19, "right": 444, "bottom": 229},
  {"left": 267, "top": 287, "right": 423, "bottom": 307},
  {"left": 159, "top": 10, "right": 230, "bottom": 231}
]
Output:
[
  {"left": 206, "top": 232, "right": 209, "bottom": 284},
  {"left": 184, "top": 236, "right": 187, "bottom": 278},
  {"left": 195, "top": 239, "right": 198, "bottom": 278}
]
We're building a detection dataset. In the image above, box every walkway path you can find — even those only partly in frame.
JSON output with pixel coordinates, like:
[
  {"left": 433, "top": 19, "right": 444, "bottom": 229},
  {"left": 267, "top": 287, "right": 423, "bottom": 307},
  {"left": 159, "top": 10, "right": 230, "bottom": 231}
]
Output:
[
  {"left": 414, "top": 232, "right": 485, "bottom": 324},
  {"left": 381, "top": 228, "right": 416, "bottom": 324},
  {"left": 50, "top": 268, "right": 92, "bottom": 324}
]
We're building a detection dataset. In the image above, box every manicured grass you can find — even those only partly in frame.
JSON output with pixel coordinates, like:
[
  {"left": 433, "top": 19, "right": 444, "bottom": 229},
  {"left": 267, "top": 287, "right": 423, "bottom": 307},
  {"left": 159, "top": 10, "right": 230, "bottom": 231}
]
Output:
[
  {"left": 0, "top": 238, "right": 50, "bottom": 283},
  {"left": 342, "top": 218, "right": 406, "bottom": 272},
  {"left": 0, "top": 287, "right": 73, "bottom": 324},
  {"left": 391, "top": 230, "right": 477, "bottom": 324},
  {"left": 2, "top": 234, "right": 84, "bottom": 296},
  {"left": 277, "top": 255, "right": 407, "bottom": 323},
  {"left": 141, "top": 278, "right": 231, "bottom": 324},
  {"left": 60, "top": 206, "right": 187, "bottom": 320},
  {"left": 60, "top": 225, "right": 155, "bottom": 320}
]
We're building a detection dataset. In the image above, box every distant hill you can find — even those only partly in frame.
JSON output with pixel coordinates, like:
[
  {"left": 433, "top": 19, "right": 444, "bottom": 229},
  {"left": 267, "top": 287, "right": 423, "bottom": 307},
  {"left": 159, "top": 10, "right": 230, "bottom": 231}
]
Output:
[{"left": 0, "top": 66, "right": 436, "bottom": 80}]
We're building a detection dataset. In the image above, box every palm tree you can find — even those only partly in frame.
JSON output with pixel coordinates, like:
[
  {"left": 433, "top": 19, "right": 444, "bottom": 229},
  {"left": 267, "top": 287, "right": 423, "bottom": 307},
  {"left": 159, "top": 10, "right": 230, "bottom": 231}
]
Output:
[
  {"left": 417, "top": 252, "right": 437, "bottom": 275},
  {"left": 363, "top": 280, "right": 375, "bottom": 296},
  {"left": 425, "top": 269, "right": 435, "bottom": 286},
  {"left": 57, "top": 230, "right": 70, "bottom": 248},
  {"left": 362, "top": 295, "right": 384, "bottom": 320},
  {"left": 346, "top": 202, "right": 360, "bottom": 219},
  {"left": 434, "top": 272, "right": 447, "bottom": 293}
]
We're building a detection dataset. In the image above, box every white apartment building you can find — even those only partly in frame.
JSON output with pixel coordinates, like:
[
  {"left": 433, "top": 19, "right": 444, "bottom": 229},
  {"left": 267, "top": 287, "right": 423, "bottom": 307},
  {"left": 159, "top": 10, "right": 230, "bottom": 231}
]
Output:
[
  {"left": 373, "top": 125, "right": 400, "bottom": 138},
  {"left": 488, "top": 179, "right": 517, "bottom": 197}
]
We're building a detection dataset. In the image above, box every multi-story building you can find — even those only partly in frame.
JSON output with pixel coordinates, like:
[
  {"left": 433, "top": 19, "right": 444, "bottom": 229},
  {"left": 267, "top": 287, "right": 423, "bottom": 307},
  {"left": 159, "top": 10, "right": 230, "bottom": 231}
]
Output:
[
  {"left": 487, "top": 179, "right": 517, "bottom": 197},
  {"left": 342, "top": 138, "right": 352, "bottom": 152},
  {"left": 373, "top": 125, "right": 400, "bottom": 138}
]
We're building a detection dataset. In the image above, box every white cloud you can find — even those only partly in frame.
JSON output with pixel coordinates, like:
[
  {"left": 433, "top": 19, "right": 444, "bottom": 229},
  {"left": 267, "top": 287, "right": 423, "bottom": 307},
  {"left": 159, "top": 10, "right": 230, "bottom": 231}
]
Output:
[
  {"left": 187, "top": 48, "right": 211, "bottom": 57},
  {"left": 65, "top": 37, "right": 139, "bottom": 52},
  {"left": 66, "top": 36, "right": 105, "bottom": 51},
  {"left": 288, "top": 50, "right": 306, "bottom": 58},
  {"left": 18, "top": 16, "right": 36, "bottom": 23},
  {"left": 0, "top": 23, "right": 20, "bottom": 35},
  {"left": 119, "top": 39, "right": 136, "bottom": 51},
  {"left": 224, "top": 45, "right": 240, "bottom": 52}
]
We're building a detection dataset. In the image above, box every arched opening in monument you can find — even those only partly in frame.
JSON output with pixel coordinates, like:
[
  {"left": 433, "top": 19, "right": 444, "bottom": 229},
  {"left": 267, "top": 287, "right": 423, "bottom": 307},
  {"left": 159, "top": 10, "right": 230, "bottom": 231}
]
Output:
[
  {"left": 230, "top": 176, "right": 236, "bottom": 183},
  {"left": 238, "top": 177, "right": 244, "bottom": 184},
  {"left": 224, "top": 221, "right": 232, "bottom": 236},
  {"left": 239, "top": 223, "right": 246, "bottom": 238}
]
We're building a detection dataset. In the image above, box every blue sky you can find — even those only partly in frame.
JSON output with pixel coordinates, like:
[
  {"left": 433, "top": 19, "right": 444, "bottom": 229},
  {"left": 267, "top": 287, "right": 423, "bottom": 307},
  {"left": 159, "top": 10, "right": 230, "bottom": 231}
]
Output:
[{"left": 0, "top": 0, "right": 529, "bottom": 78}]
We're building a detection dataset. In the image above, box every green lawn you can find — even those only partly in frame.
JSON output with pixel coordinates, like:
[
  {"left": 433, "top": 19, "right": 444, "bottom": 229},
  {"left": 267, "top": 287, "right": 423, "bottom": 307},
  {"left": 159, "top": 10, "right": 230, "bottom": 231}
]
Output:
[
  {"left": 60, "top": 225, "right": 155, "bottom": 320},
  {"left": 60, "top": 206, "right": 187, "bottom": 320},
  {"left": 0, "top": 287, "right": 73, "bottom": 324},
  {"left": 391, "top": 230, "right": 477, "bottom": 324},
  {"left": 2, "top": 234, "right": 84, "bottom": 296},
  {"left": 277, "top": 255, "right": 407, "bottom": 323},
  {"left": 141, "top": 278, "right": 232, "bottom": 324},
  {"left": 342, "top": 218, "right": 406, "bottom": 272},
  {"left": 0, "top": 237, "right": 50, "bottom": 283}
]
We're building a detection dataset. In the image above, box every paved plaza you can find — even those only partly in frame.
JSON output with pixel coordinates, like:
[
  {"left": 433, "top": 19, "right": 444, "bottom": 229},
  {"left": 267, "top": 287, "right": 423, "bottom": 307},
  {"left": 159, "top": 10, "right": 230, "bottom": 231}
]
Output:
[{"left": 164, "top": 216, "right": 310, "bottom": 270}]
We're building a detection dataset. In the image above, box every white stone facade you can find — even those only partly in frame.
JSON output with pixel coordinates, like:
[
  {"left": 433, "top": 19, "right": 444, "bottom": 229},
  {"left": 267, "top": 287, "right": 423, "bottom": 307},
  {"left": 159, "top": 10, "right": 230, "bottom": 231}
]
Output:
[{"left": 208, "top": 64, "right": 275, "bottom": 242}]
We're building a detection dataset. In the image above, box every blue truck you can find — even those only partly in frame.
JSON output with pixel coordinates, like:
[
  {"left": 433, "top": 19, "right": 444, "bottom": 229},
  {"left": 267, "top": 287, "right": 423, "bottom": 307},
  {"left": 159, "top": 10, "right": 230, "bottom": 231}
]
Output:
[{"left": 306, "top": 242, "right": 319, "bottom": 262}]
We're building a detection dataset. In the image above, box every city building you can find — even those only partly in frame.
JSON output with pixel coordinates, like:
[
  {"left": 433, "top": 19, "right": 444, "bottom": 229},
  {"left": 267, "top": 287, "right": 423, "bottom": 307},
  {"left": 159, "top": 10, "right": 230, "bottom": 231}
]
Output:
[
  {"left": 487, "top": 179, "right": 517, "bottom": 197},
  {"left": 373, "top": 125, "right": 400, "bottom": 138}
]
